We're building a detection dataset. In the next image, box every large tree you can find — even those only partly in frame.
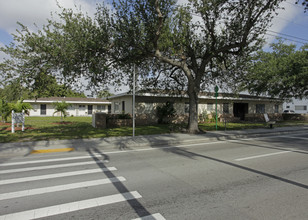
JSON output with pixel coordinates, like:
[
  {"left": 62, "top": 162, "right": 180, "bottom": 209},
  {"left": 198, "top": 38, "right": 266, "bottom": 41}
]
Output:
[
  {"left": 241, "top": 41, "right": 308, "bottom": 99},
  {"left": 0, "top": 0, "right": 284, "bottom": 133}
]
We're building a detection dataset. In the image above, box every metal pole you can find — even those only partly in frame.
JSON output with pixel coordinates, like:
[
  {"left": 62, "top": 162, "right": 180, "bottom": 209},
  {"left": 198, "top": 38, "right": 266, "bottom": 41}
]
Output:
[
  {"left": 216, "top": 95, "right": 218, "bottom": 130},
  {"left": 11, "top": 110, "right": 15, "bottom": 133},
  {"left": 132, "top": 64, "right": 136, "bottom": 138},
  {"left": 215, "top": 85, "right": 219, "bottom": 131},
  {"left": 22, "top": 110, "right": 25, "bottom": 132}
]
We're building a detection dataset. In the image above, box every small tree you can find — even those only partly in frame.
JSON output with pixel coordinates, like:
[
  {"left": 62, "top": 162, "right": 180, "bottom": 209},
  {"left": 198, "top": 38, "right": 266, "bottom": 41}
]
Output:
[
  {"left": 0, "top": 99, "right": 10, "bottom": 122},
  {"left": 53, "top": 101, "right": 71, "bottom": 122},
  {"left": 12, "top": 100, "right": 33, "bottom": 114},
  {"left": 156, "top": 101, "right": 176, "bottom": 124},
  {"left": 0, "top": 99, "right": 32, "bottom": 122}
]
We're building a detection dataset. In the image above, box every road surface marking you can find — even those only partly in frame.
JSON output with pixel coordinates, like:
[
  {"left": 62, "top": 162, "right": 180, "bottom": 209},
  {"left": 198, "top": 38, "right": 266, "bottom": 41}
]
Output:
[
  {"left": 132, "top": 213, "right": 166, "bottom": 220},
  {"left": 0, "top": 177, "right": 126, "bottom": 201},
  {"left": 0, "top": 160, "right": 106, "bottom": 174},
  {"left": 0, "top": 191, "right": 142, "bottom": 220},
  {"left": 31, "top": 148, "right": 74, "bottom": 154},
  {"left": 0, "top": 155, "right": 101, "bottom": 166},
  {"left": 0, "top": 167, "right": 116, "bottom": 185},
  {"left": 235, "top": 151, "right": 291, "bottom": 161}
]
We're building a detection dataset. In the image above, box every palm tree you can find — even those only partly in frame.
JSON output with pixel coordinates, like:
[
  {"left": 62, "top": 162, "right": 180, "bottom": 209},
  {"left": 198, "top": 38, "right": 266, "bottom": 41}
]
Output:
[
  {"left": 53, "top": 101, "right": 71, "bottom": 122},
  {"left": 12, "top": 100, "right": 32, "bottom": 115},
  {"left": 0, "top": 99, "right": 32, "bottom": 122}
]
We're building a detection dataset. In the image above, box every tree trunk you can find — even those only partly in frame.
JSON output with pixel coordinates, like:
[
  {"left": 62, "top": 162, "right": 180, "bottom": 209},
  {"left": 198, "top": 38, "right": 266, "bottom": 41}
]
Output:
[{"left": 187, "top": 85, "right": 200, "bottom": 133}]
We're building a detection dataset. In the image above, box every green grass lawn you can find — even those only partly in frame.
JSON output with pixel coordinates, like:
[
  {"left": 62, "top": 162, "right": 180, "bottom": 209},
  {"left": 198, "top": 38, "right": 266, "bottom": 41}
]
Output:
[
  {"left": 0, "top": 116, "right": 307, "bottom": 143},
  {"left": 0, "top": 116, "right": 172, "bottom": 143}
]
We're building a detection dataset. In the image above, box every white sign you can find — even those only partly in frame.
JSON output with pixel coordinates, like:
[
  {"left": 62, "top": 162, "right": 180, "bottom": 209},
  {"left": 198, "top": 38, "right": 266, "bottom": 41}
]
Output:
[
  {"left": 11, "top": 110, "right": 25, "bottom": 133},
  {"left": 13, "top": 113, "right": 24, "bottom": 123}
]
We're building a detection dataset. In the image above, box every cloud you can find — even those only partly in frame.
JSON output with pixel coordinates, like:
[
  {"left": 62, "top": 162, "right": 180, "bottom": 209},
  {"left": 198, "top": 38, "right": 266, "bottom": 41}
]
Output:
[
  {"left": 0, "top": 0, "right": 99, "bottom": 34},
  {"left": 265, "top": 1, "right": 302, "bottom": 45}
]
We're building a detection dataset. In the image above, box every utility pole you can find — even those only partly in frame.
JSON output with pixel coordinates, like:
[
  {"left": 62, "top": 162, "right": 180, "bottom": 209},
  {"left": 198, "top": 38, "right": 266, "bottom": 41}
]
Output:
[{"left": 132, "top": 64, "right": 136, "bottom": 138}]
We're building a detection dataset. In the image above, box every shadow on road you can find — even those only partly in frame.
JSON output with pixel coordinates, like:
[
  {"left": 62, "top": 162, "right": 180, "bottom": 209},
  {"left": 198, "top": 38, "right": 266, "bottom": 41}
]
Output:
[
  {"left": 159, "top": 146, "right": 308, "bottom": 190},
  {"left": 85, "top": 145, "right": 151, "bottom": 218}
]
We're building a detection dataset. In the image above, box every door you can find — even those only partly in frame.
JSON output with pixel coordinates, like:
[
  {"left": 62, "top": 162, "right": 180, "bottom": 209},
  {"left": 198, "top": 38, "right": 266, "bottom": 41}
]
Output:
[
  {"left": 88, "top": 105, "right": 93, "bottom": 115},
  {"left": 40, "top": 104, "right": 46, "bottom": 115},
  {"left": 233, "top": 103, "right": 248, "bottom": 120},
  {"left": 108, "top": 105, "right": 111, "bottom": 114}
]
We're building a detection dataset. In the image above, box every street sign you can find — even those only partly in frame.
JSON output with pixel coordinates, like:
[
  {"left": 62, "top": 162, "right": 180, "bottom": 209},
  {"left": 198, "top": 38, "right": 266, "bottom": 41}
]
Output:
[{"left": 215, "top": 86, "right": 219, "bottom": 130}]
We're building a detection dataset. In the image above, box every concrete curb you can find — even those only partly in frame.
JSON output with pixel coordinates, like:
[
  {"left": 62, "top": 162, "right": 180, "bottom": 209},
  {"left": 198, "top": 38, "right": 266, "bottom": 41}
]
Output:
[{"left": 0, "top": 126, "right": 307, "bottom": 157}]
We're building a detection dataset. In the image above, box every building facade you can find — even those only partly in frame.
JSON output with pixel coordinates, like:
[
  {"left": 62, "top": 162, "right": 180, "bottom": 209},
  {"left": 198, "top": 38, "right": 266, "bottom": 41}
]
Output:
[
  {"left": 283, "top": 98, "right": 308, "bottom": 114},
  {"left": 24, "top": 97, "right": 111, "bottom": 117},
  {"left": 108, "top": 92, "right": 283, "bottom": 123}
]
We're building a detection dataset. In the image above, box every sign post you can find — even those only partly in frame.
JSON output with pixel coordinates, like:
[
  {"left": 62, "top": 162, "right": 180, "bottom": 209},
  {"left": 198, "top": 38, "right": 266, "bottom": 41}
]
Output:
[
  {"left": 132, "top": 64, "right": 136, "bottom": 138},
  {"left": 11, "top": 110, "right": 25, "bottom": 133},
  {"left": 215, "top": 86, "right": 219, "bottom": 130}
]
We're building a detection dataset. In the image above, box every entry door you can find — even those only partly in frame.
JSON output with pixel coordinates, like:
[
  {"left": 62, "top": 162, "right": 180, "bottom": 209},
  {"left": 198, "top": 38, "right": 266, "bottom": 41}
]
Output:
[
  {"left": 233, "top": 103, "right": 248, "bottom": 120},
  {"left": 40, "top": 104, "right": 46, "bottom": 115},
  {"left": 88, "top": 105, "right": 93, "bottom": 115}
]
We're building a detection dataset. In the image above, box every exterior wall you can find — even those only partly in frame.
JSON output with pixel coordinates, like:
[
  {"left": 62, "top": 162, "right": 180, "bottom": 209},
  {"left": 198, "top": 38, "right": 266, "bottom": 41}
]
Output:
[
  {"left": 109, "top": 95, "right": 283, "bottom": 123},
  {"left": 283, "top": 98, "right": 308, "bottom": 114},
  {"left": 110, "top": 96, "right": 133, "bottom": 114},
  {"left": 27, "top": 103, "right": 109, "bottom": 117}
]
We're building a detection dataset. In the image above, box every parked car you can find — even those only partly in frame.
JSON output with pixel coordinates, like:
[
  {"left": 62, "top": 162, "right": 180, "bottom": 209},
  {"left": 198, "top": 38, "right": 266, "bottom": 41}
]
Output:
[{"left": 283, "top": 110, "right": 295, "bottom": 114}]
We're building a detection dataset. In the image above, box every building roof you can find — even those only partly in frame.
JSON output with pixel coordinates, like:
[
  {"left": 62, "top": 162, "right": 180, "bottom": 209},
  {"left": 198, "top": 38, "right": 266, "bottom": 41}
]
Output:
[
  {"left": 108, "top": 90, "right": 283, "bottom": 102},
  {"left": 23, "top": 97, "right": 111, "bottom": 104}
]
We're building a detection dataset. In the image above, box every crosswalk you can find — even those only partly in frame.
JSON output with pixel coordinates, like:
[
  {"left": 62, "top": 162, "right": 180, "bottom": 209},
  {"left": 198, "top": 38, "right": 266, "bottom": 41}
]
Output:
[{"left": 0, "top": 151, "right": 165, "bottom": 220}]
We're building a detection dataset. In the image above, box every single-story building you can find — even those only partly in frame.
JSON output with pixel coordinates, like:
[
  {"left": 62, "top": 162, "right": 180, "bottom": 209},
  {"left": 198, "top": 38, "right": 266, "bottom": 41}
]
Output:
[
  {"left": 108, "top": 91, "right": 283, "bottom": 124},
  {"left": 24, "top": 97, "right": 111, "bottom": 116},
  {"left": 283, "top": 98, "right": 308, "bottom": 114}
]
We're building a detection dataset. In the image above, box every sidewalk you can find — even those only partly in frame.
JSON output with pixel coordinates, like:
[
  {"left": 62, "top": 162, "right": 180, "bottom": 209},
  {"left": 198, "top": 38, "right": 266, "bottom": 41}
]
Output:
[{"left": 1, "top": 125, "right": 307, "bottom": 157}]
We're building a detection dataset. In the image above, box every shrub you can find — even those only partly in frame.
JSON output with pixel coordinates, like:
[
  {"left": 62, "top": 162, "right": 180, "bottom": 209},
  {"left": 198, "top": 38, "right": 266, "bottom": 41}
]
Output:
[
  {"left": 106, "top": 113, "right": 132, "bottom": 120},
  {"left": 156, "top": 101, "right": 176, "bottom": 124}
]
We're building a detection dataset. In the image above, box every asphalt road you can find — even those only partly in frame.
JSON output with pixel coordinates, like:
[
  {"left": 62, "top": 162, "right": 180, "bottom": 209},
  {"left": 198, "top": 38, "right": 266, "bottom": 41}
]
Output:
[{"left": 0, "top": 132, "right": 307, "bottom": 220}]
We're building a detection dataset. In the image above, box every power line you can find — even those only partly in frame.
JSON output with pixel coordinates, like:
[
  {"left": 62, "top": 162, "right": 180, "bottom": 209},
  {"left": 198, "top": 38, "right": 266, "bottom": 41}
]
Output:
[
  {"left": 265, "top": 33, "right": 307, "bottom": 44},
  {"left": 189, "top": 9, "right": 308, "bottom": 44},
  {"left": 267, "top": 29, "right": 308, "bottom": 42},
  {"left": 275, "top": 16, "right": 308, "bottom": 30}
]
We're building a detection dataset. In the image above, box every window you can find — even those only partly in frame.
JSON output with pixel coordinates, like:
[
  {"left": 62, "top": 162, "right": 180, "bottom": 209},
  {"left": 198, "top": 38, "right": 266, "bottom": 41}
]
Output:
[
  {"left": 295, "top": 105, "right": 307, "bottom": 111},
  {"left": 122, "top": 101, "right": 125, "bottom": 112},
  {"left": 256, "top": 104, "right": 265, "bottom": 114},
  {"left": 207, "top": 103, "right": 214, "bottom": 111},
  {"left": 286, "top": 106, "right": 290, "bottom": 109},
  {"left": 274, "top": 105, "right": 279, "bottom": 113},
  {"left": 223, "top": 103, "right": 229, "bottom": 114},
  {"left": 114, "top": 102, "right": 120, "bottom": 113},
  {"left": 79, "top": 105, "right": 85, "bottom": 109},
  {"left": 144, "top": 103, "right": 153, "bottom": 113},
  {"left": 97, "top": 105, "right": 106, "bottom": 111},
  {"left": 185, "top": 102, "right": 189, "bottom": 113}
]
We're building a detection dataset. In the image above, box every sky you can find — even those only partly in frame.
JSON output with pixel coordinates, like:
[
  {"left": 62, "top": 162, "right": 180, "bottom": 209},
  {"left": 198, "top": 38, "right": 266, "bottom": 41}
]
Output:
[{"left": 0, "top": 0, "right": 307, "bottom": 93}]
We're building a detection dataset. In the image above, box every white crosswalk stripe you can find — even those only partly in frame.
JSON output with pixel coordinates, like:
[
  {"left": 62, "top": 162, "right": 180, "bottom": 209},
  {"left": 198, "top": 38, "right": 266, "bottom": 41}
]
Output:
[
  {"left": 0, "top": 153, "right": 165, "bottom": 220},
  {"left": 0, "top": 191, "right": 142, "bottom": 220},
  {"left": 0, "top": 160, "right": 107, "bottom": 174},
  {"left": 0, "top": 177, "right": 126, "bottom": 201},
  {"left": 0, "top": 168, "right": 116, "bottom": 185}
]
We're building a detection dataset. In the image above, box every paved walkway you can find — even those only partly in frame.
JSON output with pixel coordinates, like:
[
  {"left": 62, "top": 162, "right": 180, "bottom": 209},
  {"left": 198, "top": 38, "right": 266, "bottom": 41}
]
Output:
[{"left": 1, "top": 125, "right": 307, "bottom": 157}]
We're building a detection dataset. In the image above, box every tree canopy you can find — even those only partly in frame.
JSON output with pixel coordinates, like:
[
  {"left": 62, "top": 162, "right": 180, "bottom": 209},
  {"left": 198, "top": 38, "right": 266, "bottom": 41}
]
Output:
[
  {"left": 241, "top": 41, "right": 308, "bottom": 99},
  {"left": 0, "top": 0, "right": 284, "bottom": 133},
  {"left": 0, "top": 76, "right": 86, "bottom": 102}
]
